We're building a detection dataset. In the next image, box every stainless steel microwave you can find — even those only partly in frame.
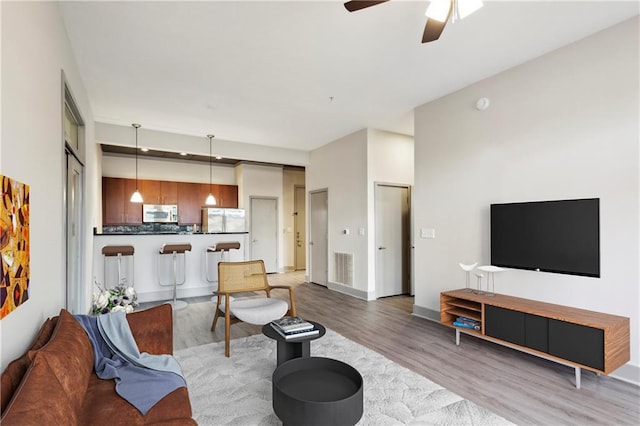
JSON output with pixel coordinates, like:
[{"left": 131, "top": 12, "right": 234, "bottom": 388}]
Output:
[{"left": 142, "top": 204, "right": 178, "bottom": 223}]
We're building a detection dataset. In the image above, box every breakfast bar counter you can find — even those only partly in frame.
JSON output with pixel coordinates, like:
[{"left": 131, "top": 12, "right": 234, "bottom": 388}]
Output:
[{"left": 93, "top": 232, "right": 248, "bottom": 303}]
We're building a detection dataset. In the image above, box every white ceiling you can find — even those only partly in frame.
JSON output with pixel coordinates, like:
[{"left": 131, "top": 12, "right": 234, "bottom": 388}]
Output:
[{"left": 59, "top": 1, "right": 639, "bottom": 151}]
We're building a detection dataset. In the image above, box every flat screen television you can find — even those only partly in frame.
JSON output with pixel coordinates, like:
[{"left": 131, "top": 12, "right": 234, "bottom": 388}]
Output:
[{"left": 490, "top": 198, "right": 600, "bottom": 277}]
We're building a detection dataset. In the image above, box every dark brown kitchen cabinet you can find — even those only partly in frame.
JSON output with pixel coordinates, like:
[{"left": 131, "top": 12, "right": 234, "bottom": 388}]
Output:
[
  {"left": 141, "top": 179, "right": 178, "bottom": 205},
  {"left": 103, "top": 178, "right": 238, "bottom": 226},
  {"left": 217, "top": 184, "right": 239, "bottom": 208},
  {"left": 102, "top": 177, "right": 142, "bottom": 225},
  {"left": 177, "top": 182, "right": 209, "bottom": 225}
]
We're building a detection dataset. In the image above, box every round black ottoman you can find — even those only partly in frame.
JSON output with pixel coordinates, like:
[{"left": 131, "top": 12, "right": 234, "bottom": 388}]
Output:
[{"left": 272, "top": 357, "right": 363, "bottom": 426}]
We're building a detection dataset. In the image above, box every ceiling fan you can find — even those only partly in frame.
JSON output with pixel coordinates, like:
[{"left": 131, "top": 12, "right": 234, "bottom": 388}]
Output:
[{"left": 344, "top": 0, "right": 484, "bottom": 43}]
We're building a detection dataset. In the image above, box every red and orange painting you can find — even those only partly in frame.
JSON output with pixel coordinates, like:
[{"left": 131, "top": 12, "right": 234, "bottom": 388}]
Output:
[{"left": 0, "top": 175, "right": 30, "bottom": 319}]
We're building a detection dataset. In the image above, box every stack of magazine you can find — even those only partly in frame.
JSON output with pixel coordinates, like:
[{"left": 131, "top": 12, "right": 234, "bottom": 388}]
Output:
[
  {"left": 270, "top": 316, "right": 319, "bottom": 340},
  {"left": 452, "top": 316, "right": 481, "bottom": 330}
]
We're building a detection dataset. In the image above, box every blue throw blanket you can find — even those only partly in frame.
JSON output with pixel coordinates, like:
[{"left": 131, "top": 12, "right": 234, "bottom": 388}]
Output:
[{"left": 74, "top": 311, "right": 186, "bottom": 415}]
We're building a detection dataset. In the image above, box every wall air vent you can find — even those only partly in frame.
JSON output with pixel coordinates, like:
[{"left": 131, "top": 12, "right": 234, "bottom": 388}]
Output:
[{"left": 334, "top": 252, "right": 354, "bottom": 287}]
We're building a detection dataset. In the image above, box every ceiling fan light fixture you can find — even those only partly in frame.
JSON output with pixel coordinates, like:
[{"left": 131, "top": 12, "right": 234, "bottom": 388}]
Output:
[
  {"left": 456, "top": 0, "right": 483, "bottom": 20},
  {"left": 425, "top": 0, "right": 451, "bottom": 22}
]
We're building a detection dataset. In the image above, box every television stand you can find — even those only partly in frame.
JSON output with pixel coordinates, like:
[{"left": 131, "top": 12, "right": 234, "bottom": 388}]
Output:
[{"left": 440, "top": 289, "right": 630, "bottom": 389}]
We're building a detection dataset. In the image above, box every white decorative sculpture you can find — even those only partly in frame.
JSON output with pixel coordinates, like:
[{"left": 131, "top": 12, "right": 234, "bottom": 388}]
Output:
[
  {"left": 474, "top": 273, "right": 484, "bottom": 295},
  {"left": 477, "top": 265, "right": 505, "bottom": 297},
  {"left": 459, "top": 262, "right": 477, "bottom": 292}
]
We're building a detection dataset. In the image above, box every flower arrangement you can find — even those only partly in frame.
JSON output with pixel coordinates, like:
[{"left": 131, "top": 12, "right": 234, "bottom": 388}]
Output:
[{"left": 92, "top": 281, "right": 138, "bottom": 315}]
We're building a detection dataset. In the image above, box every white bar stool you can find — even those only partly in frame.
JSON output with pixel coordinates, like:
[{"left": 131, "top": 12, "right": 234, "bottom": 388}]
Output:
[
  {"left": 101, "top": 245, "right": 134, "bottom": 287},
  {"left": 158, "top": 243, "right": 191, "bottom": 310}
]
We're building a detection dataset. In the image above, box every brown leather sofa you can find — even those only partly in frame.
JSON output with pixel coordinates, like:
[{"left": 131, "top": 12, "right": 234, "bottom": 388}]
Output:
[{"left": 0, "top": 304, "right": 196, "bottom": 425}]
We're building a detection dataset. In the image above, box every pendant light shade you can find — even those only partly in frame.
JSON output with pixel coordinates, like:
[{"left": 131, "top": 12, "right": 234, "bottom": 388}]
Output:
[
  {"left": 205, "top": 134, "right": 217, "bottom": 206},
  {"left": 130, "top": 123, "right": 143, "bottom": 203}
]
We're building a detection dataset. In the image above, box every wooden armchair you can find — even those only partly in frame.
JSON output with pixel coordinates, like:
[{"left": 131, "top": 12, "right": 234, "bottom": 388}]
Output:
[{"left": 211, "top": 260, "right": 297, "bottom": 357}]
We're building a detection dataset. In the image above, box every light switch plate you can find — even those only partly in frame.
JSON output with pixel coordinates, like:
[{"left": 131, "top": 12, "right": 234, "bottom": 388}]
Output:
[{"left": 421, "top": 228, "right": 436, "bottom": 239}]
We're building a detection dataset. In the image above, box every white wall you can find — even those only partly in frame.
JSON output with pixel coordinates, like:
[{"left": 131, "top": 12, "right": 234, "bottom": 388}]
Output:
[
  {"left": 0, "top": 2, "right": 96, "bottom": 370},
  {"left": 307, "top": 129, "right": 414, "bottom": 298},
  {"left": 236, "top": 163, "right": 285, "bottom": 270},
  {"left": 368, "top": 129, "right": 414, "bottom": 186},
  {"left": 367, "top": 129, "right": 414, "bottom": 293},
  {"left": 413, "top": 17, "right": 639, "bottom": 382},
  {"left": 308, "top": 130, "right": 370, "bottom": 294}
]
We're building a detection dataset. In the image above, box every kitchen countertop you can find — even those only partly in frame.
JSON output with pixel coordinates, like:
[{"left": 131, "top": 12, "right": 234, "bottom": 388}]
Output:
[{"left": 95, "top": 231, "right": 249, "bottom": 236}]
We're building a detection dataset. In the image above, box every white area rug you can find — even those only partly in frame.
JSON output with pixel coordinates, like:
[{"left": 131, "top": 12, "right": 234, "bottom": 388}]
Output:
[{"left": 174, "top": 329, "right": 513, "bottom": 425}]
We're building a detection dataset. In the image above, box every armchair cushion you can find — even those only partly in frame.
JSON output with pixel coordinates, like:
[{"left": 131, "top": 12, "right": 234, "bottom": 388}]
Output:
[{"left": 230, "top": 298, "right": 288, "bottom": 325}]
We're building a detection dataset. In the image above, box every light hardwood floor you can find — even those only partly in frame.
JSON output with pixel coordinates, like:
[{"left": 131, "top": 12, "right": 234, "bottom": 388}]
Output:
[{"left": 143, "top": 271, "right": 640, "bottom": 425}]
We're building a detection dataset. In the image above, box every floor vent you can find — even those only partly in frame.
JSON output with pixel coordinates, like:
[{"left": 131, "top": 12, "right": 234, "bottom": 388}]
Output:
[{"left": 334, "top": 252, "right": 354, "bottom": 287}]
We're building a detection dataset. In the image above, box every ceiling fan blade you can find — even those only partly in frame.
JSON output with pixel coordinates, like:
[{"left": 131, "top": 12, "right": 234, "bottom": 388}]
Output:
[
  {"left": 344, "top": 1, "right": 390, "bottom": 13},
  {"left": 422, "top": 0, "right": 453, "bottom": 43},
  {"left": 422, "top": 18, "right": 448, "bottom": 43}
]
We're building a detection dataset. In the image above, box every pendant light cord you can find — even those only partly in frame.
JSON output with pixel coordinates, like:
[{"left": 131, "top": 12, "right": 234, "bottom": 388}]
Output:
[
  {"left": 208, "top": 135, "right": 214, "bottom": 194},
  {"left": 135, "top": 128, "right": 138, "bottom": 187},
  {"left": 133, "top": 123, "right": 141, "bottom": 190}
]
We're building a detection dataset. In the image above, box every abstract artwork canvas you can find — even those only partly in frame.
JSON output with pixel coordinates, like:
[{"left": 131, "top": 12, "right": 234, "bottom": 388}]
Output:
[{"left": 0, "top": 175, "right": 30, "bottom": 319}]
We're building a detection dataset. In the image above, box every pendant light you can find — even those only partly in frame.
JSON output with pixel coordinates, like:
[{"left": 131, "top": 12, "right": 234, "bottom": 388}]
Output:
[
  {"left": 205, "top": 134, "right": 217, "bottom": 206},
  {"left": 130, "top": 123, "right": 143, "bottom": 203}
]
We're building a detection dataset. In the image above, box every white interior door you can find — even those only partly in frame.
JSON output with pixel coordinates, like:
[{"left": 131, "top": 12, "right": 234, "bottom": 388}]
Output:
[
  {"left": 65, "top": 151, "right": 84, "bottom": 313},
  {"left": 294, "top": 185, "right": 306, "bottom": 271},
  {"left": 250, "top": 197, "right": 278, "bottom": 273},
  {"left": 375, "top": 184, "right": 410, "bottom": 298},
  {"left": 309, "top": 190, "right": 328, "bottom": 286}
]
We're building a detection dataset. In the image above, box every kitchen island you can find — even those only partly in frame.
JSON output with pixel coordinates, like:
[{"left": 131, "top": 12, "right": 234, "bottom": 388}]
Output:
[{"left": 93, "top": 232, "right": 248, "bottom": 303}]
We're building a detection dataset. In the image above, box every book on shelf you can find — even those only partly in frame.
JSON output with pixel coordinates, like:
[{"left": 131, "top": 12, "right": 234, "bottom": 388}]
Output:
[
  {"left": 270, "top": 316, "right": 314, "bottom": 333},
  {"left": 455, "top": 316, "right": 480, "bottom": 327},
  {"left": 270, "top": 323, "right": 320, "bottom": 340},
  {"left": 453, "top": 321, "right": 481, "bottom": 331}
]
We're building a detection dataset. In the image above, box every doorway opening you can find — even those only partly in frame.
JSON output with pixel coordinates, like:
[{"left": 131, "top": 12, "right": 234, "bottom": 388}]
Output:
[
  {"left": 63, "top": 74, "right": 86, "bottom": 314},
  {"left": 375, "top": 183, "right": 411, "bottom": 298}
]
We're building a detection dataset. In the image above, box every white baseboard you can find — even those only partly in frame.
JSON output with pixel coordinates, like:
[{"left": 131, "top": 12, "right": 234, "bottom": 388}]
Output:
[
  {"left": 412, "top": 304, "right": 440, "bottom": 322},
  {"left": 327, "top": 281, "right": 374, "bottom": 300},
  {"left": 610, "top": 363, "right": 640, "bottom": 387}
]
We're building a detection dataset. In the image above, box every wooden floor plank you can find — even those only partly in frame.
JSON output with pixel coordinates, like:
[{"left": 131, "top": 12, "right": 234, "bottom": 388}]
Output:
[{"left": 143, "top": 271, "right": 640, "bottom": 425}]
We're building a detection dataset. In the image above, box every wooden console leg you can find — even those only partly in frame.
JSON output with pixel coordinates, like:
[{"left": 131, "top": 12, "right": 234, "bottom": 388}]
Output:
[
  {"left": 575, "top": 367, "right": 581, "bottom": 389},
  {"left": 455, "top": 329, "right": 460, "bottom": 346}
]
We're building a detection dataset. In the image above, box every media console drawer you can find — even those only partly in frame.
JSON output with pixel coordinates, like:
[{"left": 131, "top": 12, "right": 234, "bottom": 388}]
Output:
[
  {"left": 548, "top": 319, "right": 604, "bottom": 371},
  {"left": 440, "top": 289, "right": 630, "bottom": 388}
]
